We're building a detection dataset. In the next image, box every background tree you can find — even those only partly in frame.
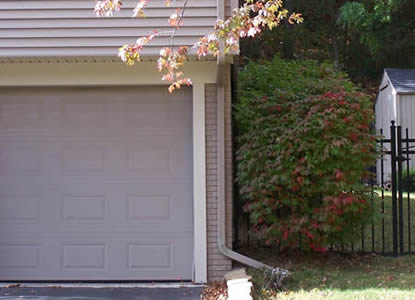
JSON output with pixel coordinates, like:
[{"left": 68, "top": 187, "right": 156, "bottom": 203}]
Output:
[{"left": 240, "top": 0, "right": 415, "bottom": 84}]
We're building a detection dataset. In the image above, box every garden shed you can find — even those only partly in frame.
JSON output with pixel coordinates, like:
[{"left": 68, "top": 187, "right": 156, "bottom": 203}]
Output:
[{"left": 376, "top": 68, "right": 415, "bottom": 182}]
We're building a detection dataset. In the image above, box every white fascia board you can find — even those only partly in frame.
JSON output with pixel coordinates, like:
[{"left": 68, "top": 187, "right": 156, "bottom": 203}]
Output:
[{"left": 0, "top": 61, "right": 217, "bottom": 86}]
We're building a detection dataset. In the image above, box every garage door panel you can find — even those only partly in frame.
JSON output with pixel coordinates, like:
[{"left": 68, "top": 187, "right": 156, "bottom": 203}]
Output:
[
  {"left": 0, "top": 86, "right": 193, "bottom": 281},
  {"left": 0, "top": 97, "right": 44, "bottom": 129},
  {"left": 0, "top": 243, "right": 41, "bottom": 269},
  {"left": 0, "top": 144, "right": 43, "bottom": 172},
  {"left": 0, "top": 182, "right": 193, "bottom": 233},
  {"left": 60, "top": 99, "right": 108, "bottom": 129},
  {"left": 122, "top": 183, "right": 193, "bottom": 230},
  {"left": 55, "top": 183, "right": 192, "bottom": 232},
  {"left": 0, "top": 234, "right": 192, "bottom": 280},
  {"left": 0, "top": 193, "right": 41, "bottom": 222},
  {"left": 62, "top": 194, "right": 106, "bottom": 222}
]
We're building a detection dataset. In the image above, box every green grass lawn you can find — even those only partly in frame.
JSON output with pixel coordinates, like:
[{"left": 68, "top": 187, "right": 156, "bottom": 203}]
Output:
[{"left": 242, "top": 249, "right": 415, "bottom": 300}]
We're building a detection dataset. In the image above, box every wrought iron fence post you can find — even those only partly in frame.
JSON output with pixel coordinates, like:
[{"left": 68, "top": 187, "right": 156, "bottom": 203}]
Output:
[
  {"left": 390, "top": 121, "right": 399, "bottom": 257},
  {"left": 397, "top": 125, "right": 404, "bottom": 254}
]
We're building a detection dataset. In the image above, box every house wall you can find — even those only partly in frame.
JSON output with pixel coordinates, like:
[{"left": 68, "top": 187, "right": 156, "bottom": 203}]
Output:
[
  {"left": 0, "top": 0, "right": 217, "bottom": 57},
  {"left": 205, "top": 65, "right": 233, "bottom": 282}
]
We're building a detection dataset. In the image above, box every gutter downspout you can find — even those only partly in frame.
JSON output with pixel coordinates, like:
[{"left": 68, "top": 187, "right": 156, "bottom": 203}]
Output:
[
  {"left": 215, "top": 0, "right": 289, "bottom": 285},
  {"left": 216, "top": 56, "right": 272, "bottom": 272}
]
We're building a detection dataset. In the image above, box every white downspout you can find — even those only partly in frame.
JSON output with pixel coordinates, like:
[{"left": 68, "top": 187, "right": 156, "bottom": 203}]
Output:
[
  {"left": 216, "top": 57, "right": 272, "bottom": 272},
  {"left": 215, "top": 0, "right": 287, "bottom": 278}
]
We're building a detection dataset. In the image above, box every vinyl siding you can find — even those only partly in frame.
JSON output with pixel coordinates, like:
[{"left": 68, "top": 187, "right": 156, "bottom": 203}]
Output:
[{"left": 0, "top": 0, "right": 217, "bottom": 57}]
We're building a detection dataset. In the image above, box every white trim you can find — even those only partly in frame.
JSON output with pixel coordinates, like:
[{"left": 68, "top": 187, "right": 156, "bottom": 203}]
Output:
[
  {"left": 192, "top": 82, "right": 207, "bottom": 283},
  {"left": 0, "top": 61, "right": 213, "bottom": 283}
]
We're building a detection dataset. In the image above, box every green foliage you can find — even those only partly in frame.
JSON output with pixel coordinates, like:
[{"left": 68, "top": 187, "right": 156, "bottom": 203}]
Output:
[
  {"left": 236, "top": 57, "right": 354, "bottom": 133},
  {"left": 403, "top": 168, "right": 415, "bottom": 192},
  {"left": 235, "top": 58, "right": 377, "bottom": 251},
  {"left": 337, "top": 0, "right": 401, "bottom": 55},
  {"left": 240, "top": 0, "right": 415, "bottom": 81}
]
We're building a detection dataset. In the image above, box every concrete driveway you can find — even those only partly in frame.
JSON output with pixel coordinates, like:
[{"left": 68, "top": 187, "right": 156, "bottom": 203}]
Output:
[{"left": 0, "top": 286, "right": 202, "bottom": 300}]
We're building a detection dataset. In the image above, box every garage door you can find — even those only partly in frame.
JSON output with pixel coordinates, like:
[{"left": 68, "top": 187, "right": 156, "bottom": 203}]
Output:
[{"left": 0, "top": 86, "right": 193, "bottom": 281}]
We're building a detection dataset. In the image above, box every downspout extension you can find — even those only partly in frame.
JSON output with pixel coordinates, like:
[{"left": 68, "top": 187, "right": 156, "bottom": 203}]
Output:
[{"left": 215, "top": 1, "right": 290, "bottom": 285}]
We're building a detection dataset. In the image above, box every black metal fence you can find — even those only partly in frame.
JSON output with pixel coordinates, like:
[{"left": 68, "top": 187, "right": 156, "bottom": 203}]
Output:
[
  {"left": 234, "top": 121, "right": 415, "bottom": 256},
  {"left": 374, "top": 121, "right": 415, "bottom": 256}
]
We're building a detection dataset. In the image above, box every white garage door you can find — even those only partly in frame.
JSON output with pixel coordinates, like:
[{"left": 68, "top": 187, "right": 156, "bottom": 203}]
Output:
[{"left": 0, "top": 86, "right": 193, "bottom": 281}]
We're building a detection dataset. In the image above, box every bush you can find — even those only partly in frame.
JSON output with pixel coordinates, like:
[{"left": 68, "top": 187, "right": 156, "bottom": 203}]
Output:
[
  {"left": 236, "top": 56, "right": 354, "bottom": 134},
  {"left": 403, "top": 168, "right": 415, "bottom": 192},
  {"left": 235, "top": 57, "right": 377, "bottom": 251}
]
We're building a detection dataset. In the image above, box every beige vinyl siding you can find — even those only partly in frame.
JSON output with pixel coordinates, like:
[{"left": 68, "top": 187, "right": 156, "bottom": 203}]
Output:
[{"left": 0, "top": 0, "right": 217, "bottom": 57}]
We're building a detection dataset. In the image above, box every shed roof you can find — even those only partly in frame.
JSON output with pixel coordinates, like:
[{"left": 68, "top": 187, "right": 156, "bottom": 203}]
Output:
[{"left": 385, "top": 68, "right": 415, "bottom": 94}]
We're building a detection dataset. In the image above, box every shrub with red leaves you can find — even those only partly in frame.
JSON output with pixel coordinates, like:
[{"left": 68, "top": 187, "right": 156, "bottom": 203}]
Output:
[{"left": 236, "top": 62, "right": 377, "bottom": 251}]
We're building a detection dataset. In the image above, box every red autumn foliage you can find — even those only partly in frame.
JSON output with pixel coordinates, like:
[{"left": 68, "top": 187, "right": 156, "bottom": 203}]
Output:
[{"left": 238, "top": 86, "right": 377, "bottom": 251}]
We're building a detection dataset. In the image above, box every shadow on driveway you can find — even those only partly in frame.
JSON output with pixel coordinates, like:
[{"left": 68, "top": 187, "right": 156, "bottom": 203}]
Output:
[{"left": 0, "top": 287, "right": 202, "bottom": 300}]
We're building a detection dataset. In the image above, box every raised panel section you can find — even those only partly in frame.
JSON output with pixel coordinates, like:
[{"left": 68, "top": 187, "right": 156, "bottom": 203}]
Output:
[
  {"left": 128, "top": 244, "right": 171, "bottom": 268},
  {"left": 124, "top": 103, "right": 169, "bottom": 128},
  {"left": 62, "top": 101, "right": 106, "bottom": 127},
  {"left": 63, "top": 146, "right": 105, "bottom": 171},
  {"left": 0, "top": 146, "right": 41, "bottom": 172},
  {"left": 0, "top": 245, "right": 40, "bottom": 268},
  {"left": 63, "top": 195, "right": 105, "bottom": 221},
  {"left": 0, "top": 99, "right": 42, "bottom": 128},
  {"left": 127, "top": 195, "right": 170, "bottom": 221},
  {"left": 63, "top": 244, "right": 105, "bottom": 269},
  {"left": 0, "top": 194, "right": 39, "bottom": 221},
  {"left": 126, "top": 144, "right": 170, "bottom": 171}
]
